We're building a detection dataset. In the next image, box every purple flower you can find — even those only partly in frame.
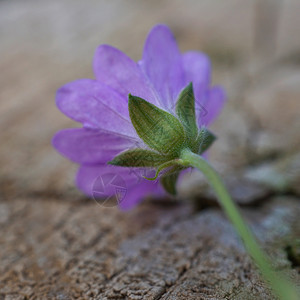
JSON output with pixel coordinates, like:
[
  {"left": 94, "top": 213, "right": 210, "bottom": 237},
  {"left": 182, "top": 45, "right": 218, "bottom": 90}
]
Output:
[{"left": 53, "top": 24, "right": 226, "bottom": 210}]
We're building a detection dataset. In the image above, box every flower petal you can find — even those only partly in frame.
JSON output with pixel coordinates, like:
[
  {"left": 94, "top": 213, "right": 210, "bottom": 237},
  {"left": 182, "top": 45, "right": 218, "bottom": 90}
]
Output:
[
  {"left": 182, "top": 51, "right": 211, "bottom": 94},
  {"left": 56, "top": 79, "right": 136, "bottom": 137},
  {"left": 52, "top": 128, "right": 135, "bottom": 164},
  {"left": 182, "top": 51, "right": 211, "bottom": 121},
  {"left": 140, "top": 24, "right": 184, "bottom": 109},
  {"left": 119, "top": 180, "right": 160, "bottom": 211},
  {"left": 201, "top": 86, "right": 226, "bottom": 126},
  {"left": 76, "top": 164, "right": 161, "bottom": 210},
  {"left": 93, "top": 45, "right": 160, "bottom": 107},
  {"left": 76, "top": 164, "right": 139, "bottom": 197}
]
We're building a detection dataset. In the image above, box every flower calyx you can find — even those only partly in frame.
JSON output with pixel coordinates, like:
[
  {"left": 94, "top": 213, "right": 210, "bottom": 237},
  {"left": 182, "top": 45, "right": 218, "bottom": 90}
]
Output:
[{"left": 108, "top": 83, "right": 216, "bottom": 195}]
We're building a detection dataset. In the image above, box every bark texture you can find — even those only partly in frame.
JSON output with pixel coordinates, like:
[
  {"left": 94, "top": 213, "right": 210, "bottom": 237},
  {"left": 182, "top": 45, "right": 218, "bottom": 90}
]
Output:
[{"left": 1, "top": 1, "right": 300, "bottom": 299}]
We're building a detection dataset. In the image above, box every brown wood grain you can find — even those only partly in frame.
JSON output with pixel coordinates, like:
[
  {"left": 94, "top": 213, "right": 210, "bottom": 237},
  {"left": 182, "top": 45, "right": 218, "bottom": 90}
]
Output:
[{"left": 0, "top": 1, "right": 299, "bottom": 299}]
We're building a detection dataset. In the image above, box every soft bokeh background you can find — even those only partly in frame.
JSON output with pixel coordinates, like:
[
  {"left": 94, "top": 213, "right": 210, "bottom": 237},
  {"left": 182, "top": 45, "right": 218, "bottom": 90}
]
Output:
[
  {"left": 0, "top": 0, "right": 300, "bottom": 199},
  {"left": 0, "top": 1, "right": 299, "bottom": 299},
  {"left": 1, "top": 0, "right": 299, "bottom": 199}
]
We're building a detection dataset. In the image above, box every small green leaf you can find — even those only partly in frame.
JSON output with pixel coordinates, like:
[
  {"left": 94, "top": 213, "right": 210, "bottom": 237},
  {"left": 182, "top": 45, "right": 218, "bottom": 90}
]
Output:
[
  {"left": 160, "top": 165, "right": 185, "bottom": 195},
  {"left": 143, "top": 159, "right": 183, "bottom": 181},
  {"left": 108, "top": 149, "right": 169, "bottom": 167},
  {"left": 196, "top": 128, "right": 216, "bottom": 154},
  {"left": 129, "top": 95, "right": 185, "bottom": 155},
  {"left": 176, "top": 82, "right": 198, "bottom": 141}
]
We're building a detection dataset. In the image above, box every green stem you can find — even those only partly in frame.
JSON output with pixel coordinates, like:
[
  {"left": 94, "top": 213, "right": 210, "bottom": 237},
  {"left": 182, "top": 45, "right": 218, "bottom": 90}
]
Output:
[{"left": 180, "top": 148, "right": 299, "bottom": 300}]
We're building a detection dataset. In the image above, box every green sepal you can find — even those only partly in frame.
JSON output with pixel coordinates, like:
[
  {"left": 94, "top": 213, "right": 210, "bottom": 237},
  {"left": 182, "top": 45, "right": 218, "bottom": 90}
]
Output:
[
  {"left": 160, "top": 165, "right": 185, "bottom": 195},
  {"left": 195, "top": 128, "right": 216, "bottom": 154},
  {"left": 108, "top": 149, "right": 169, "bottom": 167},
  {"left": 176, "top": 82, "right": 198, "bottom": 142},
  {"left": 143, "top": 159, "right": 183, "bottom": 181},
  {"left": 129, "top": 95, "right": 185, "bottom": 155}
]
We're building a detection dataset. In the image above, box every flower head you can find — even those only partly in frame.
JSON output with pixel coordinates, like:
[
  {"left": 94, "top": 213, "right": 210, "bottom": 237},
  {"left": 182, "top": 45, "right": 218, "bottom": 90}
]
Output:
[{"left": 53, "top": 24, "right": 226, "bottom": 209}]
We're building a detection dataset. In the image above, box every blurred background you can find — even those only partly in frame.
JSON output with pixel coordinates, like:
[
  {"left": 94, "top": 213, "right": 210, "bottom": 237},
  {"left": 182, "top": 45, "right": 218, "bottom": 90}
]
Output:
[
  {"left": 1, "top": 0, "right": 299, "bottom": 199},
  {"left": 0, "top": 0, "right": 299, "bottom": 298}
]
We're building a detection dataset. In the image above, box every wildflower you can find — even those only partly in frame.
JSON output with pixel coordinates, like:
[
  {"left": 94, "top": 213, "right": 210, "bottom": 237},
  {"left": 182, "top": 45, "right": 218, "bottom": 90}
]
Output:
[{"left": 53, "top": 24, "right": 225, "bottom": 209}]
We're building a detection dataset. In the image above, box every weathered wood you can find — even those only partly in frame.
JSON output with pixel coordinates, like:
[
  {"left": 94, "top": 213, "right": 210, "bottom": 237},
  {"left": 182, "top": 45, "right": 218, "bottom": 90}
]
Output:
[
  {"left": 0, "top": 1, "right": 300, "bottom": 299},
  {"left": 0, "top": 197, "right": 299, "bottom": 299}
]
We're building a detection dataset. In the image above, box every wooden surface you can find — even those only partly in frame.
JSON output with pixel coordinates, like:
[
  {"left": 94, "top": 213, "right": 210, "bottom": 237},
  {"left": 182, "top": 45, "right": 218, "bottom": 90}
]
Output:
[{"left": 0, "top": 1, "right": 300, "bottom": 299}]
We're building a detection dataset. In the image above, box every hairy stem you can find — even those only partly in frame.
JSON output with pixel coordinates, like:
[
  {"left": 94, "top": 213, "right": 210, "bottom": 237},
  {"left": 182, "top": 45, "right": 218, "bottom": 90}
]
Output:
[{"left": 180, "top": 148, "right": 299, "bottom": 300}]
